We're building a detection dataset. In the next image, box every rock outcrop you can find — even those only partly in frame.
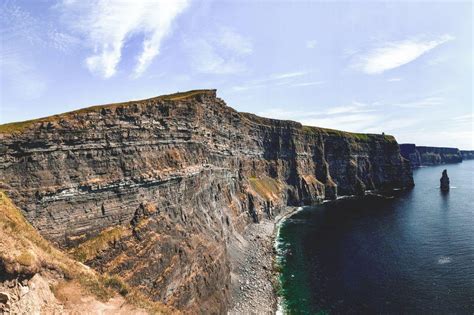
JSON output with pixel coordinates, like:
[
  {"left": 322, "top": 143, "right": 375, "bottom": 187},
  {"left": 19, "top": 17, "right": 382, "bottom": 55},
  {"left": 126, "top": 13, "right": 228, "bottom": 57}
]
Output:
[
  {"left": 0, "top": 89, "right": 414, "bottom": 313},
  {"left": 440, "top": 169, "right": 450, "bottom": 191},
  {"left": 461, "top": 150, "right": 474, "bottom": 160},
  {"left": 0, "top": 191, "right": 172, "bottom": 314},
  {"left": 400, "top": 144, "right": 463, "bottom": 167}
]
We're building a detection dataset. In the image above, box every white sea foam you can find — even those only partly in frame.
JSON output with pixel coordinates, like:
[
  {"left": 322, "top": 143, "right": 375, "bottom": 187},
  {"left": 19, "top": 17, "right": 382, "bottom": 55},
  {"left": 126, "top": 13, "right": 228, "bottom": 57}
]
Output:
[
  {"left": 438, "top": 256, "right": 452, "bottom": 264},
  {"left": 274, "top": 206, "right": 303, "bottom": 314}
]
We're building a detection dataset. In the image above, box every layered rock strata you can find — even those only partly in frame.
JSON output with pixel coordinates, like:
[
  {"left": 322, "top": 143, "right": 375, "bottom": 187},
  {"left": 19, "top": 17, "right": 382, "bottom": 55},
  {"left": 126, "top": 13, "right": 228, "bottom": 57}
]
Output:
[
  {"left": 0, "top": 90, "right": 414, "bottom": 313},
  {"left": 400, "top": 144, "right": 463, "bottom": 167}
]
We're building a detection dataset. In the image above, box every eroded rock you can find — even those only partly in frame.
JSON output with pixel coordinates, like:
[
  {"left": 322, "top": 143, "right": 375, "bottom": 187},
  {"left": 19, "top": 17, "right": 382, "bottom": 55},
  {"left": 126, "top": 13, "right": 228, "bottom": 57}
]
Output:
[
  {"left": 440, "top": 169, "right": 450, "bottom": 191},
  {"left": 0, "top": 89, "right": 414, "bottom": 313}
]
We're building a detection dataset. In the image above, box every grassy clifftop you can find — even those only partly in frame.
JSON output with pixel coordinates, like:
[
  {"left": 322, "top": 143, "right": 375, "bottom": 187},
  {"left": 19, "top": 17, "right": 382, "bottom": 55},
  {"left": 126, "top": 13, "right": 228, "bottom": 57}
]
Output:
[
  {"left": 0, "top": 191, "right": 174, "bottom": 314},
  {"left": 0, "top": 89, "right": 215, "bottom": 134}
]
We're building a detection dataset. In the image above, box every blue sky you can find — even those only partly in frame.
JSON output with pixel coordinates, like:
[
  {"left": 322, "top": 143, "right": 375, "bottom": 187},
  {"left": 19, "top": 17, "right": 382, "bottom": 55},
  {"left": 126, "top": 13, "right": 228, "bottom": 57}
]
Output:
[{"left": 0, "top": 0, "right": 472, "bottom": 149}]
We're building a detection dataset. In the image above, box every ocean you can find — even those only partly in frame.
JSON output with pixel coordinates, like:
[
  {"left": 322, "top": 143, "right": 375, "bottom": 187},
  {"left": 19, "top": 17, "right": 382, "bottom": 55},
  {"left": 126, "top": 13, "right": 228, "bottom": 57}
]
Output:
[{"left": 276, "top": 160, "right": 474, "bottom": 314}]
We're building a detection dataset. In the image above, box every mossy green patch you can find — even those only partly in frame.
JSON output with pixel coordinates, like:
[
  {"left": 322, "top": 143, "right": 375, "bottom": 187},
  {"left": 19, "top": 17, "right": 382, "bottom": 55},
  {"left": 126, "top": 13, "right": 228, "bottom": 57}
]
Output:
[
  {"left": 0, "top": 89, "right": 215, "bottom": 134},
  {"left": 70, "top": 226, "right": 129, "bottom": 263},
  {"left": 248, "top": 176, "right": 282, "bottom": 201},
  {"left": 0, "top": 191, "right": 174, "bottom": 312},
  {"left": 303, "top": 125, "right": 396, "bottom": 143}
]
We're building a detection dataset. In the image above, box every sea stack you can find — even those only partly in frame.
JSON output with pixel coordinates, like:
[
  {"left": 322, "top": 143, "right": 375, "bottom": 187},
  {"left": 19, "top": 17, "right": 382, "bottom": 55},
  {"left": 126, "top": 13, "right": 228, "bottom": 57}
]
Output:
[{"left": 440, "top": 169, "right": 450, "bottom": 191}]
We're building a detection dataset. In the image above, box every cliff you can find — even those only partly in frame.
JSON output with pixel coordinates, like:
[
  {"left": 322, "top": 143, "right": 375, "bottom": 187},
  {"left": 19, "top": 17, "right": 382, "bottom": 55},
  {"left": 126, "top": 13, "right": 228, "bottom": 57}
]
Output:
[
  {"left": 400, "top": 144, "right": 463, "bottom": 167},
  {"left": 461, "top": 150, "right": 474, "bottom": 160},
  {"left": 0, "top": 191, "right": 174, "bottom": 314},
  {"left": 0, "top": 89, "right": 414, "bottom": 313}
]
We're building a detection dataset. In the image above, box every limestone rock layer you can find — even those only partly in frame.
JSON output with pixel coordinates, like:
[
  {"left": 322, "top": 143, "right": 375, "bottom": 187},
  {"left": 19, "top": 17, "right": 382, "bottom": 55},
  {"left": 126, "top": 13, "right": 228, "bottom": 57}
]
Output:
[
  {"left": 400, "top": 143, "right": 463, "bottom": 167},
  {"left": 0, "top": 89, "right": 414, "bottom": 313}
]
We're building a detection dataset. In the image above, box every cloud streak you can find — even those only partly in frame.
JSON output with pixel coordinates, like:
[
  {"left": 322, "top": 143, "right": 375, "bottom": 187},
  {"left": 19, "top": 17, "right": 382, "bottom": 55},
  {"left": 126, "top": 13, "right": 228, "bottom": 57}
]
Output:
[
  {"left": 232, "top": 71, "right": 316, "bottom": 91},
  {"left": 354, "top": 35, "right": 454, "bottom": 74},
  {"left": 59, "top": 0, "right": 190, "bottom": 78},
  {"left": 185, "top": 27, "right": 252, "bottom": 74}
]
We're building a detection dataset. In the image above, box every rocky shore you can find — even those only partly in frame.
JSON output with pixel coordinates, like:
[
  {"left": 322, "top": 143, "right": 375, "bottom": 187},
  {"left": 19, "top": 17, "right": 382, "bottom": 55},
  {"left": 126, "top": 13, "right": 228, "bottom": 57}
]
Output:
[
  {"left": 229, "top": 218, "right": 278, "bottom": 314},
  {"left": 229, "top": 207, "right": 303, "bottom": 314}
]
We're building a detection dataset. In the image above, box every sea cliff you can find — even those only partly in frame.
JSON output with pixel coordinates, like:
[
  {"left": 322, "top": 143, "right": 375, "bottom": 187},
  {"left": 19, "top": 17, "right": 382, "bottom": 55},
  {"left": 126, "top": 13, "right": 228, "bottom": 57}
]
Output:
[
  {"left": 0, "top": 90, "right": 414, "bottom": 313},
  {"left": 461, "top": 150, "right": 474, "bottom": 160},
  {"left": 400, "top": 144, "right": 463, "bottom": 167}
]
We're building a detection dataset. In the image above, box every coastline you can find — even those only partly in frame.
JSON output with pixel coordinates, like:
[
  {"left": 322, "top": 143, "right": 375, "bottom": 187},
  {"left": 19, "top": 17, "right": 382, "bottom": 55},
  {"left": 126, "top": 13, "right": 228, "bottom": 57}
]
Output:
[
  {"left": 228, "top": 206, "right": 303, "bottom": 314},
  {"left": 273, "top": 206, "right": 305, "bottom": 315},
  {"left": 229, "top": 194, "right": 401, "bottom": 313}
]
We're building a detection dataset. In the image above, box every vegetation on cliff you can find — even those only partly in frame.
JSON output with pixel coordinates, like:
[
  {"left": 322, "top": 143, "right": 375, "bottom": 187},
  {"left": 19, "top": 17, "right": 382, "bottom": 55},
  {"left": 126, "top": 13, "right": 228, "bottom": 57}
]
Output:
[
  {"left": 0, "top": 191, "right": 174, "bottom": 314},
  {"left": 0, "top": 89, "right": 413, "bottom": 313},
  {"left": 0, "top": 89, "right": 215, "bottom": 134}
]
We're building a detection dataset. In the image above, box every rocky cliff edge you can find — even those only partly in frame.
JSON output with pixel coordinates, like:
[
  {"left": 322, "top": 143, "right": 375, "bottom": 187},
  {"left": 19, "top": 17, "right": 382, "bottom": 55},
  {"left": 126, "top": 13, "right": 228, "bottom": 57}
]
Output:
[{"left": 0, "top": 89, "right": 414, "bottom": 313}]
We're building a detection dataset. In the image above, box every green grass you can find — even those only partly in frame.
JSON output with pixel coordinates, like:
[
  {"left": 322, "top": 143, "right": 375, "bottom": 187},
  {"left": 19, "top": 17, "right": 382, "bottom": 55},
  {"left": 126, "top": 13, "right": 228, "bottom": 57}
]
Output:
[
  {"left": 248, "top": 176, "right": 282, "bottom": 201},
  {"left": 0, "top": 89, "right": 215, "bottom": 134},
  {"left": 0, "top": 191, "right": 174, "bottom": 313},
  {"left": 103, "top": 275, "right": 129, "bottom": 297},
  {"left": 70, "top": 226, "right": 129, "bottom": 263},
  {"left": 303, "top": 125, "right": 396, "bottom": 142},
  {"left": 241, "top": 111, "right": 395, "bottom": 143}
]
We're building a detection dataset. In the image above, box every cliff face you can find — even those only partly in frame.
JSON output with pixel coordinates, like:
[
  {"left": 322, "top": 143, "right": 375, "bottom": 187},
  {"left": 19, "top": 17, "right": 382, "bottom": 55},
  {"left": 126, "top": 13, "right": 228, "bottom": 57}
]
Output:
[
  {"left": 400, "top": 144, "right": 463, "bottom": 167},
  {"left": 0, "top": 90, "right": 414, "bottom": 313},
  {"left": 461, "top": 150, "right": 474, "bottom": 160}
]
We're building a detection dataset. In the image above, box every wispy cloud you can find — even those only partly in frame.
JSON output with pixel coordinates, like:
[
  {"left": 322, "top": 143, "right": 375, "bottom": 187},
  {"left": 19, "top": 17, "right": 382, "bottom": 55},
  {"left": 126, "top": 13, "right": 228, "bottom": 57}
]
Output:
[
  {"left": 58, "top": 0, "right": 190, "bottom": 78},
  {"left": 185, "top": 27, "right": 252, "bottom": 74},
  {"left": 1, "top": 2, "right": 79, "bottom": 51},
  {"left": 392, "top": 96, "right": 444, "bottom": 108},
  {"left": 452, "top": 113, "right": 474, "bottom": 123},
  {"left": 257, "top": 99, "right": 432, "bottom": 134},
  {"left": 271, "top": 71, "right": 307, "bottom": 80},
  {"left": 0, "top": 2, "right": 75, "bottom": 101},
  {"left": 218, "top": 27, "right": 253, "bottom": 55},
  {"left": 353, "top": 35, "right": 454, "bottom": 74},
  {"left": 291, "top": 81, "right": 324, "bottom": 87},
  {"left": 387, "top": 77, "right": 402, "bottom": 82},
  {"left": 0, "top": 50, "right": 47, "bottom": 100},
  {"left": 257, "top": 101, "right": 379, "bottom": 132},
  {"left": 325, "top": 103, "right": 374, "bottom": 115},
  {"left": 306, "top": 40, "right": 317, "bottom": 49},
  {"left": 232, "top": 71, "right": 315, "bottom": 91}
]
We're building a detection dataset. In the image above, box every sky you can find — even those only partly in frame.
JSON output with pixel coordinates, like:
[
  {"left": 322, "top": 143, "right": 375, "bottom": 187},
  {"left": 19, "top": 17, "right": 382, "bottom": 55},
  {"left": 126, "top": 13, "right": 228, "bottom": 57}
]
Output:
[{"left": 0, "top": 0, "right": 472, "bottom": 149}]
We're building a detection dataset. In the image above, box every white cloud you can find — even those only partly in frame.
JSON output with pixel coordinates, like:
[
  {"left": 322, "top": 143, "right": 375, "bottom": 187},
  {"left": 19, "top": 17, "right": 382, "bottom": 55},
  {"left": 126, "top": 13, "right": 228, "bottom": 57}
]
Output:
[
  {"left": 257, "top": 101, "right": 380, "bottom": 132},
  {"left": 452, "top": 113, "right": 474, "bottom": 123},
  {"left": 219, "top": 27, "right": 253, "bottom": 55},
  {"left": 187, "top": 38, "right": 247, "bottom": 74},
  {"left": 186, "top": 27, "right": 252, "bottom": 75},
  {"left": 392, "top": 96, "right": 444, "bottom": 108},
  {"left": 291, "top": 81, "right": 324, "bottom": 87},
  {"left": 301, "top": 114, "right": 380, "bottom": 132},
  {"left": 232, "top": 71, "right": 311, "bottom": 91},
  {"left": 354, "top": 35, "right": 454, "bottom": 74},
  {"left": 0, "top": 51, "right": 47, "bottom": 100},
  {"left": 59, "top": 0, "right": 190, "bottom": 78},
  {"left": 387, "top": 77, "right": 402, "bottom": 82},
  {"left": 306, "top": 40, "right": 317, "bottom": 49},
  {"left": 325, "top": 103, "right": 374, "bottom": 115},
  {"left": 271, "top": 71, "right": 307, "bottom": 80},
  {"left": 1, "top": 2, "right": 79, "bottom": 52}
]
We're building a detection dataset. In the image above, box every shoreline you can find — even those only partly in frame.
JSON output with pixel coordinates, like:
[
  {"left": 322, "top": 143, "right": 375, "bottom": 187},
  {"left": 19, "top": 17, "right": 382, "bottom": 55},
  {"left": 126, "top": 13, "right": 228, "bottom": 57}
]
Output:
[
  {"left": 228, "top": 193, "right": 399, "bottom": 313},
  {"left": 272, "top": 206, "right": 305, "bottom": 315},
  {"left": 228, "top": 206, "right": 303, "bottom": 314}
]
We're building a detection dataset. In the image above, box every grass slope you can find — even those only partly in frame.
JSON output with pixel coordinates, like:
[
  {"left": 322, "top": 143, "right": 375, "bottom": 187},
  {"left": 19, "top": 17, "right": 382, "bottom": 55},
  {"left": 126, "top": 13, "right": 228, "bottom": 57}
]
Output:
[{"left": 0, "top": 191, "right": 175, "bottom": 314}]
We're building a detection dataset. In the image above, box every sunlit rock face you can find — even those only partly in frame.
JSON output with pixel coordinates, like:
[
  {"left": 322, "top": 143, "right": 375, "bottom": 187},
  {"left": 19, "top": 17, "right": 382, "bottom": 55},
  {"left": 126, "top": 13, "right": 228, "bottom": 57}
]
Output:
[{"left": 0, "top": 90, "right": 413, "bottom": 313}]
